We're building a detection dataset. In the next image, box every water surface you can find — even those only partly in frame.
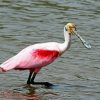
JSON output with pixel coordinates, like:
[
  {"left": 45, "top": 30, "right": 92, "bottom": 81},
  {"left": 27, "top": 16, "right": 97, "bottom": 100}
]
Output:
[{"left": 0, "top": 0, "right": 100, "bottom": 100}]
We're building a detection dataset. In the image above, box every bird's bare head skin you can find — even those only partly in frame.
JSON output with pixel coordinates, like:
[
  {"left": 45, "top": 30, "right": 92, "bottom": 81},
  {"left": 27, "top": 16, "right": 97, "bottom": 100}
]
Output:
[
  {"left": 65, "top": 22, "right": 91, "bottom": 49},
  {"left": 65, "top": 23, "right": 76, "bottom": 34}
]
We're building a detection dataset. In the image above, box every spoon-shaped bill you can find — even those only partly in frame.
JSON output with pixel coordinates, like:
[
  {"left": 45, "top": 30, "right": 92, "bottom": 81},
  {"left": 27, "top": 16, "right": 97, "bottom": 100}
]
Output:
[{"left": 74, "top": 31, "right": 91, "bottom": 49}]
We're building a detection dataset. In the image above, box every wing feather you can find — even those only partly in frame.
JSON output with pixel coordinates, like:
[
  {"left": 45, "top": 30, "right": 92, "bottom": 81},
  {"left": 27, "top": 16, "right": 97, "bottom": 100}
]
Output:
[{"left": 0, "top": 49, "right": 59, "bottom": 71}]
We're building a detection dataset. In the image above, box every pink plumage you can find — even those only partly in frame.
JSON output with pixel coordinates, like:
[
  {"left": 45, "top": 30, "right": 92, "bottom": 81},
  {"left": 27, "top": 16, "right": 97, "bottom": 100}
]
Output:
[
  {"left": 15, "top": 49, "right": 59, "bottom": 73},
  {"left": 0, "top": 43, "right": 60, "bottom": 73}
]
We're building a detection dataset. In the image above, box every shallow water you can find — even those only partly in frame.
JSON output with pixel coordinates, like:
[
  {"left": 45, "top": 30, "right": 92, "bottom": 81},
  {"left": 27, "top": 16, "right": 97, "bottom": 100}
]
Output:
[{"left": 0, "top": 0, "right": 100, "bottom": 100}]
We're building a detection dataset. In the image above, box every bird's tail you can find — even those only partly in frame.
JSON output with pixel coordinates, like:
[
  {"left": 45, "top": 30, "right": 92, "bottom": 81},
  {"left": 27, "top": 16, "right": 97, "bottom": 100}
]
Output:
[
  {"left": 0, "top": 67, "right": 6, "bottom": 72},
  {"left": 0, "top": 56, "right": 17, "bottom": 72}
]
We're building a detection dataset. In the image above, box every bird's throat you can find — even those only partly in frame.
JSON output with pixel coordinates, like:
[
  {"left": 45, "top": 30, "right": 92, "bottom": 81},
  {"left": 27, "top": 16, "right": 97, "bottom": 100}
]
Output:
[{"left": 59, "top": 31, "right": 71, "bottom": 54}]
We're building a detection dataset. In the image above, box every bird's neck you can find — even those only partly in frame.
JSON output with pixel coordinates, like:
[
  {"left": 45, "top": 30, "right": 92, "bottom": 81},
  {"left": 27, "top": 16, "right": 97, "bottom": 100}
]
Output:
[{"left": 59, "top": 30, "right": 71, "bottom": 54}]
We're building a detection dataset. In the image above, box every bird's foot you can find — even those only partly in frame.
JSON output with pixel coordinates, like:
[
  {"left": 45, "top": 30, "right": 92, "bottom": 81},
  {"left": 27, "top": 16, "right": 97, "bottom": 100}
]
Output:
[
  {"left": 27, "top": 80, "right": 31, "bottom": 85},
  {"left": 30, "top": 82, "right": 54, "bottom": 87},
  {"left": 44, "top": 82, "right": 53, "bottom": 87},
  {"left": 44, "top": 82, "right": 54, "bottom": 87}
]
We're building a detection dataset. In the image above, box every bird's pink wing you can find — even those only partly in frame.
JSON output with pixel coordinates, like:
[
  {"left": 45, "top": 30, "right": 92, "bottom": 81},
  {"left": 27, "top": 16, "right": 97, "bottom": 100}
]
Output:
[
  {"left": 0, "top": 49, "right": 59, "bottom": 72},
  {"left": 15, "top": 49, "right": 60, "bottom": 71},
  {"left": 31, "top": 49, "right": 59, "bottom": 66}
]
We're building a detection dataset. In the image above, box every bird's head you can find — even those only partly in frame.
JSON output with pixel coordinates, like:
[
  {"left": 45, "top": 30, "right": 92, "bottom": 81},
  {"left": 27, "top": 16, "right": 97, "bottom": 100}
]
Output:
[
  {"left": 64, "top": 23, "right": 76, "bottom": 35},
  {"left": 64, "top": 22, "right": 91, "bottom": 49}
]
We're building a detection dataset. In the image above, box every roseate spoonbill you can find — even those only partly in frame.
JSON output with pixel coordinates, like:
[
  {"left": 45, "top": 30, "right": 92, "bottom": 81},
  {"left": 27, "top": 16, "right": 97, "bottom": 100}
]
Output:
[{"left": 0, "top": 23, "right": 91, "bottom": 87}]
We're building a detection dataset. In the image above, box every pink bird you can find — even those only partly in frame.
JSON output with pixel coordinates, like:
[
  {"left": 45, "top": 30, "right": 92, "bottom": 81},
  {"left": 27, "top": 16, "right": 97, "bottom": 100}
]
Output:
[{"left": 0, "top": 23, "right": 91, "bottom": 87}]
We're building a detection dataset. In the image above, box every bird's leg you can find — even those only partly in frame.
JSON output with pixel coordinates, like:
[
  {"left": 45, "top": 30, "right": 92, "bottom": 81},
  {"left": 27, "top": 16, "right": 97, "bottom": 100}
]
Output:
[
  {"left": 30, "top": 72, "right": 53, "bottom": 87},
  {"left": 30, "top": 72, "right": 37, "bottom": 83},
  {"left": 27, "top": 71, "right": 33, "bottom": 84}
]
